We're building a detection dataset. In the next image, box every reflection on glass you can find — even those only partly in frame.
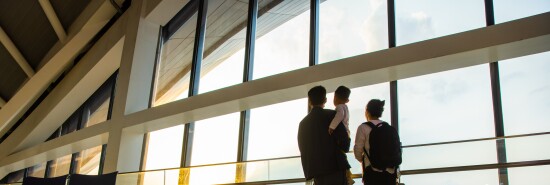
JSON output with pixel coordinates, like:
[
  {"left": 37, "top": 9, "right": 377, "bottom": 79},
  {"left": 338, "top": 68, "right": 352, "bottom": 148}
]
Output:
[
  {"left": 401, "top": 140, "right": 497, "bottom": 170},
  {"left": 398, "top": 64, "right": 494, "bottom": 145},
  {"left": 190, "top": 113, "right": 240, "bottom": 166},
  {"left": 325, "top": 83, "right": 391, "bottom": 143},
  {"left": 494, "top": 0, "right": 550, "bottom": 24},
  {"left": 400, "top": 169, "right": 499, "bottom": 185},
  {"left": 48, "top": 154, "right": 72, "bottom": 177},
  {"left": 319, "top": 0, "right": 388, "bottom": 63},
  {"left": 508, "top": 165, "right": 550, "bottom": 185},
  {"left": 253, "top": 0, "right": 310, "bottom": 79},
  {"left": 74, "top": 145, "right": 102, "bottom": 175},
  {"left": 144, "top": 125, "right": 184, "bottom": 170},
  {"left": 83, "top": 97, "right": 110, "bottom": 127},
  {"left": 27, "top": 163, "right": 46, "bottom": 178},
  {"left": 199, "top": 0, "right": 247, "bottom": 94},
  {"left": 154, "top": 10, "right": 198, "bottom": 106},
  {"left": 247, "top": 98, "right": 307, "bottom": 160},
  {"left": 395, "top": 0, "right": 485, "bottom": 46},
  {"left": 506, "top": 134, "right": 550, "bottom": 163},
  {"left": 499, "top": 52, "right": 550, "bottom": 135}
]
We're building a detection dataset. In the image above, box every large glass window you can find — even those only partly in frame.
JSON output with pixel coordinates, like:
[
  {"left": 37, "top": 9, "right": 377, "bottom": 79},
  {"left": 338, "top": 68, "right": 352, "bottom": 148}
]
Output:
[
  {"left": 198, "top": 0, "right": 247, "bottom": 94},
  {"left": 398, "top": 64, "right": 494, "bottom": 145},
  {"left": 494, "top": 0, "right": 550, "bottom": 24},
  {"left": 400, "top": 169, "right": 499, "bottom": 185},
  {"left": 74, "top": 145, "right": 103, "bottom": 175},
  {"left": 154, "top": 11, "right": 198, "bottom": 106},
  {"left": 395, "top": 0, "right": 485, "bottom": 46},
  {"left": 319, "top": 0, "right": 388, "bottom": 64},
  {"left": 190, "top": 112, "right": 240, "bottom": 166},
  {"left": 499, "top": 52, "right": 550, "bottom": 135},
  {"left": 253, "top": 0, "right": 310, "bottom": 79},
  {"left": 144, "top": 125, "right": 184, "bottom": 170},
  {"left": 47, "top": 154, "right": 72, "bottom": 177},
  {"left": 247, "top": 98, "right": 307, "bottom": 160}
]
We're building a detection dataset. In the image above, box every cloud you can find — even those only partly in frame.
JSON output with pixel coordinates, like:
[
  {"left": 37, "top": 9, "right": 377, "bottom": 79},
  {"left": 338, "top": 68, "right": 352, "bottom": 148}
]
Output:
[{"left": 396, "top": 11, "right": 435, "bottom": 45}]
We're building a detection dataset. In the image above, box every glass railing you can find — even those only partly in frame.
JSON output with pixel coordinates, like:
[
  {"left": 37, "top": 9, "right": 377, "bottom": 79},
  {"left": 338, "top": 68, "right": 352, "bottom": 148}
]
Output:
[
  {"left": 117, "top": 157, "right": 305, "bottom": 185},
  {"left": 115, "top": 132, "right": 550, "bottom": 185},
  {"left": 2, "top": 132, "right": 549, "bottom": 185}
]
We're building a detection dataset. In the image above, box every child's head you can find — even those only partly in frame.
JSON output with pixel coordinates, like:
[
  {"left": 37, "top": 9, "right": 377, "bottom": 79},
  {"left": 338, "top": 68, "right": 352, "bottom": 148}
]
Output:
[
  {"left": 366, "top": 99, "right": 385, "bottom": 120},
  {"left": 333, "top": 86, "right": 351, "bottom": 106}
]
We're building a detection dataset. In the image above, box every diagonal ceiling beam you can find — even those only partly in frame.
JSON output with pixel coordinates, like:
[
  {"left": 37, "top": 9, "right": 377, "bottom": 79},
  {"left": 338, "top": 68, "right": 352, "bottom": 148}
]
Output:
[
  {"left": 0, "top": 0, "right": 118, "bottom": 140},
  {"left": 38, "top": 0, "right": 67, "bottom": 43},
  {"left": 0, "top": 26, "right": 35, "bottom": 77}
]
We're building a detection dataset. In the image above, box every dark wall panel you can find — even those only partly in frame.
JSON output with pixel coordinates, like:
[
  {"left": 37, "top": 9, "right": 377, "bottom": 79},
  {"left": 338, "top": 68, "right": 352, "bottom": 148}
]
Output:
[
  {"left": 0, "top": 44, "right": 27, "bottom": 100},
  {"left": 50, "top": 0, "right": 92, "bottom": 31}
]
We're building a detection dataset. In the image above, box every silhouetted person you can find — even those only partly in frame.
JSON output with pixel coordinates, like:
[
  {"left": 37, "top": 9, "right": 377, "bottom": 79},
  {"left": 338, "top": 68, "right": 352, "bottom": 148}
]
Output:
[
  {"left": 354, "top": 99, "right": 402, "bottom": 185},
  {"left": 298, "top": 86, "right": 350, "bottom": 185}
]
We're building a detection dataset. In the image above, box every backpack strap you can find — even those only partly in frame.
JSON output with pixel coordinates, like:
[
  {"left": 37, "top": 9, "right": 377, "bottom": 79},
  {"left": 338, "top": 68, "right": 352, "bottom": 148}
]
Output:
[{"left": 361, "top": 122, "right": 377, "bottom": 170}]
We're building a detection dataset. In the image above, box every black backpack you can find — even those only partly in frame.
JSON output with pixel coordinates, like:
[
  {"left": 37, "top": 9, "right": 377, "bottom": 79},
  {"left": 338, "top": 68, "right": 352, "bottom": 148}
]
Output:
[{"left": 363, "top": 121, "right": 402, "bottom": 169}]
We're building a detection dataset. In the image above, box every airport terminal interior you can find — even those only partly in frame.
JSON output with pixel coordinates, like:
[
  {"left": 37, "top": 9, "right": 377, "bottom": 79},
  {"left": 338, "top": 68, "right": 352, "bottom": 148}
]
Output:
[{"left": 0, "top": 0, "right": 549, "bottom": 184}]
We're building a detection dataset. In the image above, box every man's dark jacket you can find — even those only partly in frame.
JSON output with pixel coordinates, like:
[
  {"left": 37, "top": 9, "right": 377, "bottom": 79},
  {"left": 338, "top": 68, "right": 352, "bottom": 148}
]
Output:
[{"left": 298, "top": 106, "right": 351, "bottom": 180}]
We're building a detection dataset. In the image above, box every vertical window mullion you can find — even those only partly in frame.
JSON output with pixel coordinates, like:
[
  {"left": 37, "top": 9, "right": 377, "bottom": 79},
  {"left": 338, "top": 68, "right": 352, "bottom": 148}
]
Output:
[
  {"left": 485, "top": 0, "right": 508, "bottom": 184},
  {"left": 388, "top": 0, "right": 398, "bottom": 130},
  {"left": 238, "top": 0, "right": 258, "bottom": 163},
  {"left": 182, "top": 0, "right": 208, "bottom": 168},
  {"left": 309, "top": 0, "right": 319, "bottom": 66}
]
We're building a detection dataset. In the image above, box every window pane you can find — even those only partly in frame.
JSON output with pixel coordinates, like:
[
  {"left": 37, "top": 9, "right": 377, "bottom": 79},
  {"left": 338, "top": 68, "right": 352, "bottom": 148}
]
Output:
[
  {"left": 27, "top": 162, "right": 46, "bottom": 178},
  {"left": 508, "top": 165, "right": 550, "bottom": 185},
  {"left": 190, "top": 112, "right": 240, "bottom": 166},
  {"left": 401, "top": 140, "right": 497, "bottom": 170},
  {"left": 499, "top": 52, "right": 550, "bottom": 135},
  {"left": 199, "top": 0, "right": 247, "bottom": 94},
  {"left": 398, "top": 64, "right": 494, "bottom": 145},
  {"left": 74, "top": 145, "right": 102, "bottom": 175},
  {"left": 396, "top": 0, "right": 485, "bottom": 46},
  {"left": 325, "top": 83, "right": 391, "bottom": 143},
  {"left": 400, "top": 169, "right": 499, "bottom": 185},
  {"left": 83, "top": 80, "right": 112, "bottom": 127},
  {"left": 83, "top": 97, "right": 110, "bottom": 127},
  {"left": 319, "top": 0, "right": 388, "bottom": 64},
  {"left": 144, "top": 125, "right": 184, "bottom": 170},
  {"left": 48, "top": 154, "right": 72, "bottom": 177},
  {"left": 154, "top": 11, "right": 198, "bottom": 106},
  {"left": 506, "top": 134, "right": 550, "bottom": 163},
  {"left": 253, "top": 0, "right": 310, "bottom": 79},
  {"left": 494, "top": 0, "right": 550, "bottom": 24},
  {"left": 247, "top": 98, "right": 307, "bottom": 160}
]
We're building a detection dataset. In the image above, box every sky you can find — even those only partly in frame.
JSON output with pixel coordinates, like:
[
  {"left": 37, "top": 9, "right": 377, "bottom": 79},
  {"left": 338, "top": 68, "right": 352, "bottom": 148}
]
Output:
[{"left": 141, "top": 0, "right": 550, "bottom": 184}]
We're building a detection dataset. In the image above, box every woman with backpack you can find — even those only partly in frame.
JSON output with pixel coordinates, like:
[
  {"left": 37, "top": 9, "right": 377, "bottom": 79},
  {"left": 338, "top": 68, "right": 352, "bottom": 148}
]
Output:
[{"left": 353, "top": 99, "right": 402, "bottom": 185}]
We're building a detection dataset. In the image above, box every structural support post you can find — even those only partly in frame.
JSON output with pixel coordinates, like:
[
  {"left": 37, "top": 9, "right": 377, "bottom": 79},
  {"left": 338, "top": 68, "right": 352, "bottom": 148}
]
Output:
[
  {"left": 484, "top": 0, "right": 508, "bottom": 184},
  {"left": 0, "top": 26, "right": 35, "bottom": 77},
  {"left": 388, "top": 0, "right": 399, "bottom": 130},
  {"left": 103, "top": 0, "right": 161, "bottom": 174},
  {"left": 38, "top": 0, "right": 67, "bottom": 43},
  {"left": 181, "top": 0, "right": 208, "bottom": 168},
  {"left": 309, "top": 0, "right": 319, "bottom": 66}
]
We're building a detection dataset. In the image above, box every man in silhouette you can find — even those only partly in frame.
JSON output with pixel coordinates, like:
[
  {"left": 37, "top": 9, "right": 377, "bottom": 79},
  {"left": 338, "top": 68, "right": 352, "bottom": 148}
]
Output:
[{"left": 298, "top": 86, "right": 351, "bottom": 185}]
